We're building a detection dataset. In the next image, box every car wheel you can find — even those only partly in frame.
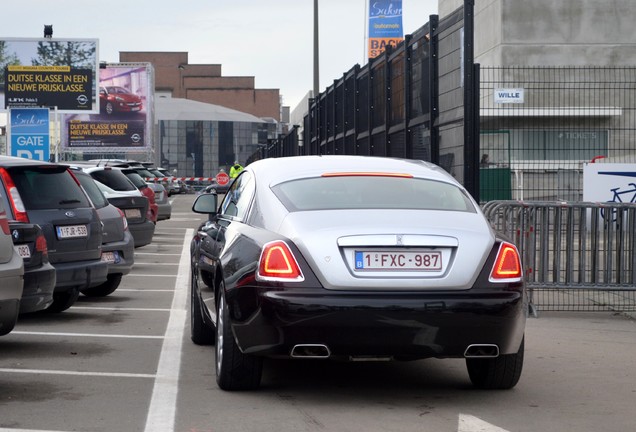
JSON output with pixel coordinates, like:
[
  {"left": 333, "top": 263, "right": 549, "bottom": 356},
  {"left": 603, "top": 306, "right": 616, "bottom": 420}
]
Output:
[
  {"left": 215, "top": 283, "right": 263, "bottom": 391},
  {"left": 105, "top": 102, "right": 114, "bottom": 115},
  {"left": 46, "top": 288, "right": 81, "bottom": 313},
  {"left": 466, "top": 337, "right": 524, "bottom": 390},
  {"left": 191, "top": 267, "right": 215, "bottom": 345},
  {"left": 80, "top": 274, "right": 123, "bottom": 297}
]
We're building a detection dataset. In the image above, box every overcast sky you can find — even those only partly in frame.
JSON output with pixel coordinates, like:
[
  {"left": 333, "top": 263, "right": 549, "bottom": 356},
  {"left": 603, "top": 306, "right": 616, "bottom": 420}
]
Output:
[{"left": 1, "top": 0, "right": 438, "bottom": 110}]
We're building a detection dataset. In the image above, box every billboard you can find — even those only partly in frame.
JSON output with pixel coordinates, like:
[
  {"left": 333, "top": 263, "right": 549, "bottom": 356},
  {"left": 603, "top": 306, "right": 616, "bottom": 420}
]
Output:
[
  {"left": 0, "top": 38, "right": 99, "bottom": 113},
  {"left": 62, "top": 63, "right": 153, "bottom": 152},
  {"left": 368, "top": 1, "right": 404, "bottom": 59},
  {"left": 9, "top": 107, "right": 50, "bottom": 161}
]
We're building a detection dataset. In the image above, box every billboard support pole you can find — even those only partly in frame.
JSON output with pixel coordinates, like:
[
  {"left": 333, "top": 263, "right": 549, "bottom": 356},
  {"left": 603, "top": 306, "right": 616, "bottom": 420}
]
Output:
[{"left": 54, "top": 106, "right": 59, "bottom": 162}]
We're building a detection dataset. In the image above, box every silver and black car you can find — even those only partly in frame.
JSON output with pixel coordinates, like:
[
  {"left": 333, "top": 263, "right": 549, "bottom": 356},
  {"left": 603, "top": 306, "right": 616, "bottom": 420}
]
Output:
[
  {"left": 0, "top": 197, "right": 23, "bottom": 334},
  {"left": 190, "top": 155, "right": 527, "bottom": 391},
  {"left": 0, "top": 156, "right": 107, "bottom": 312}
]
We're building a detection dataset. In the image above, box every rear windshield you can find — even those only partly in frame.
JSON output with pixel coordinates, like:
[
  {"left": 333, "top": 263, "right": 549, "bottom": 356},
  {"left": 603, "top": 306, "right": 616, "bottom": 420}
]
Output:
[
  {"left": 123, "top": 171, "right": 148, "bottom": 188},
  {"left": 90, "top": 169, "right": 138, "bottom": 192},
  {"left": 271, "top": 176, "right": 476, "bottom": 212},
  {"left": 10, "top": 166, "right": 91, "bottom": 210},
  {"left": 74, "top": 171, "right": 109, "bottom": 209}
]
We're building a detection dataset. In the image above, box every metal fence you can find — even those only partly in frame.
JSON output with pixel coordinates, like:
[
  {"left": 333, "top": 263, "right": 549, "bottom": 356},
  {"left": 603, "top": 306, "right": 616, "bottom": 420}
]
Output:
[
  {"left": 480, "top": 66, "right": 636, "bottom": 202},
  {"left": 252, "top": 1, "right": 480, "bottom": 196},
  {"left": 484, "top": 200, "right": 636, "bottom": 315}
]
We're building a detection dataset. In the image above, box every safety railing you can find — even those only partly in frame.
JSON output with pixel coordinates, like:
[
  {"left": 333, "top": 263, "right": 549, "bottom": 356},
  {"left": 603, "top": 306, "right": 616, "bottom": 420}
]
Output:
[{"left": 483, "top": 201, "right": 636, "bottom": 315}]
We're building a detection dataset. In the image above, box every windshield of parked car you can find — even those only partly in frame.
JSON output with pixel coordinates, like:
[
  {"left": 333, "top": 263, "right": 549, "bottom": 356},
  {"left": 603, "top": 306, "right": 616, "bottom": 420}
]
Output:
[
  {"left": 9, "top": 166, "right": 91, "bottom": 210},
  {"left": 272, "top": 176, "right": 476, "bottom": 212},
  {"left": 73, "top": 171, "right": 109, "bottom": 209},
  {"left": 89, "top": 169, "right": 139, "bottom": 192}
]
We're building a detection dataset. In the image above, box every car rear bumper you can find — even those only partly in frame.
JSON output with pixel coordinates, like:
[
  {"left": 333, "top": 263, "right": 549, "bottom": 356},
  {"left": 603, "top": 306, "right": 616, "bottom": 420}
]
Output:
[
  {"left": 100, "top": 230, "right": 135, "bottom": 277},
  {"left": 228, "top": 286, "right": 527, "bottom": 359},
  {"left": 157, "top": 202, "right": 171, "bottom": 221},
  {"left": 129, "top": 220, "right": 155, "bottom": 248},
  {"left": 52, "top": 259, "right": 108, "bottom": 292},
  {"left": 20, "top": 262, "right": 56, "bottom": 314}
]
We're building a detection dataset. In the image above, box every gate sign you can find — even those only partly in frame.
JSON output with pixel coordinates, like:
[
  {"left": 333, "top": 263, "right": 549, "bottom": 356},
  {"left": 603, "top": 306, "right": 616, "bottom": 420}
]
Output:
[
  {"left": 9, "top": 108, "right": 50, "bottom": 161},
  {"left": 583, "top": 163, "right": 636, "bottom": 203},
  {"left": 216, "top": 171, "right": 230, "bottom": 186}
]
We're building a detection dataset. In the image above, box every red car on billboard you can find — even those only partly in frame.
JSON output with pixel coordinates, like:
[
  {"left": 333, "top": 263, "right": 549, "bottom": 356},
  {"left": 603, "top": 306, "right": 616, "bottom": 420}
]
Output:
[{"left": 99, "top": 86, "right": 143, "bottom": 115}]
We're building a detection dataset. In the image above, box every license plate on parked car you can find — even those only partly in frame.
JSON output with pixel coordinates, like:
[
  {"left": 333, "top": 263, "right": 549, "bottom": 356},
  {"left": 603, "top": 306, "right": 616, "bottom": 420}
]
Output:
[
  {"left": 354, "top": 250, "right": 443, "bottom": 271},
  {"left": 101, "top": 251, "right": 120, "bottom": 264},
  {"left": 14, "top": 244, "right": 31, "bottom": 258},
  {"left": 125, "top": 208, "right": 142, "bottom": 219},
  {"left": 56, "top": 225, "right": 88, "bottom": 239}
]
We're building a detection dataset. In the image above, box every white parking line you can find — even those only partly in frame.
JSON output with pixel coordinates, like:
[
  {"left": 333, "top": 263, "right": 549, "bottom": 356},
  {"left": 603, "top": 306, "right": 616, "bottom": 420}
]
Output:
[
  {"left": 135, "top": 252, "right": 182, "bottom": 256},
  {"left": 143, "top": 228, "right": 192, "bottom": 432},
  {"left": 0, "top": 368, "right": 155, "bottom": 379},
  {"left": 117, "top": 289, "right": 175, "bottom": 292},
  {"left": 71, "top": 306, "right": 171, "bottom": 312},
  {"left": 11, "top": 331, "right": 163, "bottom": 339},
  {"left": 124, "top": 274, "right": 177, "bottom": 278}
]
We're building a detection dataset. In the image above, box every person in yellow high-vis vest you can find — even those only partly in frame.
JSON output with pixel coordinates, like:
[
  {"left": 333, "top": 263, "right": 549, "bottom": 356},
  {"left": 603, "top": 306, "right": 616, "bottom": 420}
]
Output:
[{"left": 229, "top": 161, "right": 244, "bottom": 178}]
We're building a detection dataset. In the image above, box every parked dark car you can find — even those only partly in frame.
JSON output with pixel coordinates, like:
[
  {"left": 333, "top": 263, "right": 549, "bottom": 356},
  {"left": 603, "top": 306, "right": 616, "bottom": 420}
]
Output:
[
  {"left": 99, "top": 86, "right": 143, "bottom": 115},
  {"left": 0, "top": 156, "right": 107, "bottom": 312},
  {"left": 79, "top": 165, "right": 157, "bottom": 244},
  {"left": 71, "top": 168, "right": 135, "bottom": 296},
  {"left": 0, "top": 199, "right": 23, "bottom": 335},
  {"left": 189, "top": 155, "right": 526, "bottom": 391},
  {"left": 94, "top": 181, "right": 155, "bottom": 249},
  {"left": 9, "top": 220, "right": 56, "bottom": 313}
]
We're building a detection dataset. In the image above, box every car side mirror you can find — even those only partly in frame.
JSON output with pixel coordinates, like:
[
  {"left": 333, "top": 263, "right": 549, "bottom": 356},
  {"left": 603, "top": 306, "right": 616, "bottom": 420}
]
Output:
[{"left": 192, "top": 192, "right": 218, "bottom": 219}]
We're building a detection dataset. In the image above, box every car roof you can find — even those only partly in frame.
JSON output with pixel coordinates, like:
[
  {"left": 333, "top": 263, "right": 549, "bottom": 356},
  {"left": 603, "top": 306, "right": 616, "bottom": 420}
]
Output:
[
  {"left": 247, "top": 155, "right": 460, "bottom": 187},
  {"left": 0, "top": 155, "right": 61, "bottom": 168}
]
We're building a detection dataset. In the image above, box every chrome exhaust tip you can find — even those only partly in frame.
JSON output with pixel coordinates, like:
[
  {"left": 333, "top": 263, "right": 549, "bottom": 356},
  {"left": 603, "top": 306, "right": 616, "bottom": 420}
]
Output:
[
  {"left": 464, "top": 344, "right": 500, "bottom": 358},
  {"left": 290, "top": 344, "right": 331, "bottom": 358}
]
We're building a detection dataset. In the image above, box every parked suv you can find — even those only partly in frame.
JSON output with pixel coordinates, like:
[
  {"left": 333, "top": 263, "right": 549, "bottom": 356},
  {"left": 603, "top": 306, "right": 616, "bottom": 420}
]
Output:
[
  {"left": 0, "top": 156, "right": 107, "bottom": 312},
  {"left": 71, "top": 168, "right": 135, "bottom": 296},
  {"left": 0, "top": 197, "right": 23, "bottom": 335}
]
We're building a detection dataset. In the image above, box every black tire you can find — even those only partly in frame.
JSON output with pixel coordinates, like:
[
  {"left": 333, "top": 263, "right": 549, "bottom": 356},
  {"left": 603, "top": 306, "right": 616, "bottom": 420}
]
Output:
[
  {"left": 46, "top": 288, "right": 81, "bottom": 313},
  {"left": 466, "top": 337, "right": 524, "bottom": 390},
  {"left": 105, "top": 102, "right": 114, "bottom": 115},
  {"left": 216, "top": 284, "right": 263, "bottom": 391},
  {"left": 191, "top": 268, "right": 215, "bottom": 345},
  {"left": 81, "top": 274, "right": 122, "bottom": 297}
]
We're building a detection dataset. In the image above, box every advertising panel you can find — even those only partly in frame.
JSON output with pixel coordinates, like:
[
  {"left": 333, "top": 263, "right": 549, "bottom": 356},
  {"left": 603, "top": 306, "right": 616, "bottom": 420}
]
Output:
[
  {"left": 0, "top": 38, "right": 99, "bottom": 113},
  {"left": 9, "top": 108, "right": 50, "bottom": 161},
  {"left": 62, "top": 63, "right": 153, "bottom": 152},
  {"left": 368, "top": 0, "right": 404, "bottom": 59},
  {"left": 583, "top": 163, "right": 636, "bottom": 204}
]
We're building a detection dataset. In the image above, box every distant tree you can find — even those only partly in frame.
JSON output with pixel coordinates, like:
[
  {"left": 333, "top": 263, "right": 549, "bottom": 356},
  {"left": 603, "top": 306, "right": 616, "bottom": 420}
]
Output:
[
  {"left": 0, "top": 41, "right": 20, "bottom": 85},
  {"left": 32, "top": 41, "right": 96, "bottom": 69}
]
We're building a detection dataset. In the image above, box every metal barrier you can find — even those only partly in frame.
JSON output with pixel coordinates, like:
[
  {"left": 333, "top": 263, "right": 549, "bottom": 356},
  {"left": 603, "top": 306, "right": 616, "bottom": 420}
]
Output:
[{"left": 483, "top": 201, "right": 636, "bottom": 315}]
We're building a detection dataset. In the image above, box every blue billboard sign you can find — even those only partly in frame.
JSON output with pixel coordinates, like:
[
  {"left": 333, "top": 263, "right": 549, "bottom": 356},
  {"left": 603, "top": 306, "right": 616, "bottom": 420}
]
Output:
[{"left": 10, "top": 108, "right": 50, "bottom": 161}]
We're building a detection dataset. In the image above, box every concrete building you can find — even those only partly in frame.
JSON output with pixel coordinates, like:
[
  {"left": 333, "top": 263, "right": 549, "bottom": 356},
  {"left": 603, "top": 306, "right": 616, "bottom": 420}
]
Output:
[
  {"left": 119, "top": 51, "right": 281, "bottom": 121},
  {"left": 439, "top": 0, "right": 636, "bottom": 66}
]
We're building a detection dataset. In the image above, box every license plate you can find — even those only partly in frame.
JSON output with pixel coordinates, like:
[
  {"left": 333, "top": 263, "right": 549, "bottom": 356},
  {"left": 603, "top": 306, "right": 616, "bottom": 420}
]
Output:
[
  {"left": 101, "top": 251, "right": 120, "bottom": 264},
  {"left": 125, "top": 208, "right": 142, "bottom": 219},
  {"left": 354, "top": 250, "right": 443, "bottom": 271},
  {"left": 56, "top": 225, "right": 88, "bottom": 239},
  {"left": 131, "top": 106, "right": 141, "bottom": 111},
  {"left": 14, "top": 244, "right": 31, "bottom": 258}
]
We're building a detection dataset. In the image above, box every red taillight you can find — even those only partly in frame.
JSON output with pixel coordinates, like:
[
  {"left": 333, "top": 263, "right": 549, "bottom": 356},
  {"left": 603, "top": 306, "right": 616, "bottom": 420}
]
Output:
[
  {"left": 489, "top": 242, "right": 522, "bottom": 281},
  {"left": 35, "top": 234, "right": 48, "bottom": 257},
  {"left": 321, "top": 172, "right": 413, "bottom": 178},
  {"left": 0, "top": 167, "right": 28, "bottom": 222},
  {"left": 116, "top": 207, "right": 128, "bottom": 231},
  {"left": 257, "top": 240, "right": 304, "bottom": 282}
]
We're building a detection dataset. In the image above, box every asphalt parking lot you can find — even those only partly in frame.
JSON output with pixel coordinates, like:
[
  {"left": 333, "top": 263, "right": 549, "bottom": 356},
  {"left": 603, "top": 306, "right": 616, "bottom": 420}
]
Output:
[{"left": 1, "top": 194, "right": 635, "bottom": 432}]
